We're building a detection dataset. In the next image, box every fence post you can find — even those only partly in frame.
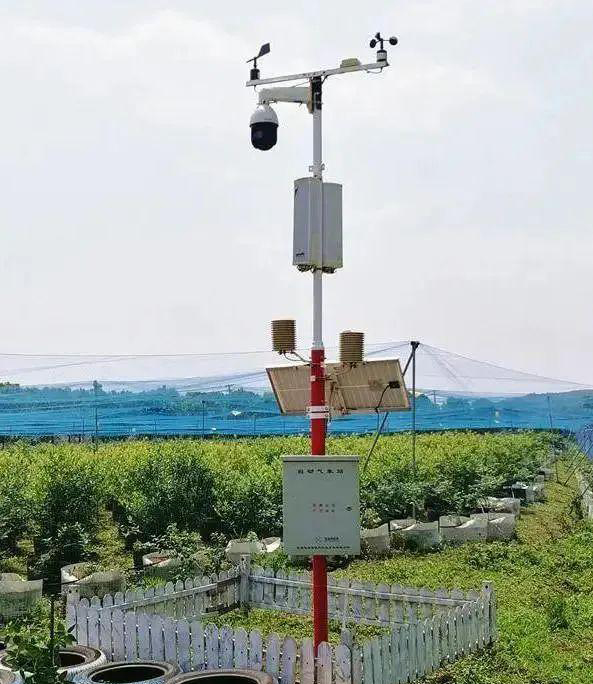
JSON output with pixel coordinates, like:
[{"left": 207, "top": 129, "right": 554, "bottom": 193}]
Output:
[
  {"left": 240, "top": 555, "right": 251, "bottom": 613},
  {"left": 481, "top": 581, "right": 496, "bottom": 643}
]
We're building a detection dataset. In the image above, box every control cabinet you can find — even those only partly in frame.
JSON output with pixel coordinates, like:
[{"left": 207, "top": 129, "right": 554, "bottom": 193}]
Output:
[{"left": 282, "top": 455, "right": 360, "bottom": 555}]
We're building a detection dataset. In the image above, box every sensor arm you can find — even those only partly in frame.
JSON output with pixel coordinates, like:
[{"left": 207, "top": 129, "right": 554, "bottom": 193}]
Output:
[
  {"left": 258, "top": 86, "right": 311, "bottom": 106},
  {"left": 246, "top": 60, "right": 387, "bottom": 88}
]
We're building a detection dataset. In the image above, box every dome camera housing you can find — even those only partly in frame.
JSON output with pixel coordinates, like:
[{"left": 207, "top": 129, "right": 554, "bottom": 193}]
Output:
[{"left": 250, "top": 104, "right": 279, "bottom": 150}]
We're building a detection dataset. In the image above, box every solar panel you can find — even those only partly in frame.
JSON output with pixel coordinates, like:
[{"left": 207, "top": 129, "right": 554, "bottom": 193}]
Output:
[{"left": 267, "top": 358, "right": 410, "bottom": 415}]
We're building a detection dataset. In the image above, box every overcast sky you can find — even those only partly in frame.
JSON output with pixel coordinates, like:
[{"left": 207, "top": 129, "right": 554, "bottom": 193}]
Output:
[{"left": 1, "top": 1, "right": 592, "bottom": 385}]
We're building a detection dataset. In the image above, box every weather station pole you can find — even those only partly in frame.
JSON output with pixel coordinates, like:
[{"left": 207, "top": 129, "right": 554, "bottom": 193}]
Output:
[
  {"left": 246, "top": 33, "right": 397, "bottom": 652},
  {"left": 309, "top": 74, "right": 329, "bottom": 646}
]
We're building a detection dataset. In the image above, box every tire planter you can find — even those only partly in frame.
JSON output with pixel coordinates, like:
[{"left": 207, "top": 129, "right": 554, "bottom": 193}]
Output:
[
  {"left": 58, "top": 646, "right": 107, "bottom": 679},
  {"left": 74, "top": 661, "right": 179, "bottom": 684},
  {"left": 169, "top": 670, "right": 274, "bottom": 684},
  {"left": 0, "top": 576, "right": 43, "bottom": 620},
  {"left": 0, "top": 669, "right": 17, "bottom": 684},
  {"left": 61, "top": 564, "right": 124, "bottom": 601},
  {"left": 0, "top": 646, "right": 105, "bottom": 681}
]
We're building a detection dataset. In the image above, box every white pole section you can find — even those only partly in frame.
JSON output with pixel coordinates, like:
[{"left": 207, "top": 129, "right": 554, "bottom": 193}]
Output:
[{"left": 312, "top": 80, "right": 323, "bottom": 351}]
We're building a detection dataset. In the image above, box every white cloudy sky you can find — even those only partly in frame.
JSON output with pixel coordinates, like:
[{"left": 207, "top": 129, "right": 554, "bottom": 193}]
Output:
[{"left": 1, "top": 1, "right": 592, "bottom": 386}]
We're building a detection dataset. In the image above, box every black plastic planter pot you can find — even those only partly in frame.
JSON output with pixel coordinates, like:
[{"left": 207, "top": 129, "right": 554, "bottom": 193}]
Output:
[
  {"left": 74, "top": 661, "right": 179, "bottom": 684},
  {"left": 169, "top": 671, "right": 274, "bottom": 684}
]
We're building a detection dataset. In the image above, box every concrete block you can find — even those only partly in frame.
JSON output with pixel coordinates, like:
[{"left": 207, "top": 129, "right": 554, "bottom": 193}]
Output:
[
  {"left": 534, "top": 474, "right": 545, "bottom": 484},
  {"left": 532, "top": 483, "right": 546, "bottom": 501},
  {"left": 399, "top": 521, "right": 441, "bottom": 549},
  {"left": 389, "top": 518, "right": 416, "bottom": 532},
  {"left": 481, "top": 496, "right": 521, "bottom": 516},
  {"left": 439, "top": 515, "right": 470, "bottom": 529},
  {"left": 361, "top": 524, "right": 391, "bottom": 554},
  {"left": 538, "top": 467, "right": 553, "bottom": 481},
  {"left": 441, "top": 518, "right": 488, "bottom": 545},
  {"left": 470, "top": 512, "right": 516, "bottom": 540}
]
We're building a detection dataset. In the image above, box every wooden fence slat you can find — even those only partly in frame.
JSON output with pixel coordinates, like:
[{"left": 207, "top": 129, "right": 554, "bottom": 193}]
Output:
[
  {"left": 371, "top": 637, "right": 382, "bottom": 684},
  {"left": 380, "top": 633, "right": 390, "bottom": 684},
  {"left": 151, "top": 615, "right": 165, "bottom": 662},
  {"left": 317, "top": 642, "right": 333, "bottom": 684},
  {"left": 220, "top": 626, "right": 234, "bottom": 669},
  {"left": 266, "top": 634, "right": 281, "bottom": 678},
  {"left": 76, "top": 602, "right": 89, "bottom": 646},
  {"left": 361, "top": 639, "right": 372, "bottom": 684},
  {"left": 87, "top": 607, "right": 100, "bottom": 650},
  {"left": 163, "top": 617, "right": 177, "bottom": 664},
  {"left": 249, "top": 630, "right": 263, "bottom": 671},
  {"left": 190, "top": 621, "right": 205, "bottom": 671},
  {"left": 351, "top": 581, "right": 363, "bottom": 624},
  {"left": 377, "top": 584, "right": 390, "bottom": 625},
  {"left": 389, "top": 628, "right": 401, "bottom": 684},
  {"left": 335, "top": 644, "right": 352, "bottom": 684},
  {"left": 100, "top": 606, "right": 113, "bottom": 659},
  {"left": 205, "top": 624, "right": 219, "bottom": 670},
  {"left": 177, "top": 620, "right": 191, "bottom": 672},
  {"left": 124, "top": 612, "right": 138, "bottom": 661},
  {"left": 111, "top": 609, "right": 125, "bottom": 661},
  {"left": 301, "top": 639, "right": 315, "bottom": 684},
  {"left": 287, "top": 571, "right": 299, "bottom": 611},
  {"left": 137, "top": 613, "right": 151, "bottom": 660},
  {"left": 363, "top": 582, "right": 377, "bottom": 624},
  {"left": 415, "top": 618, "right": 425, "bottom": 676},
  {"left": 263, "top": 568, "right": 274, "bottom": 607},
  {"left": 351, "top": 642, "right": 363, "bottom": 684},
  {"left": 281, "top": 637, "right": 298, "bottom": 684},
  {"left": 235, "top": 627, "right": 248, "bottom": 669},
  {"left": 275, "top": 569, "right": 288, "bottom": 608},
  {"left": 400, "top": 623, "right": 410, "bottom": 682}
]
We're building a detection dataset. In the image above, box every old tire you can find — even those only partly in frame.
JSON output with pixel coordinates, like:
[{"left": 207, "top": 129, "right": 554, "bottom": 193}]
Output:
[
  {"left": 58, "top": 646, "right": 107, "bottom": 679},
  {"left": 74, "top": 661, "right": 179, "bottom": 684},
  {"left": 169, "top": 671, "right": 274, "bottom": 684}
]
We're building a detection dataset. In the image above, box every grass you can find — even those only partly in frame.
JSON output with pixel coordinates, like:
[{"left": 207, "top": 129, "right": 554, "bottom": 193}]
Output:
[{"left": 204, "top": 463, "right": 593, "bottom": 684}]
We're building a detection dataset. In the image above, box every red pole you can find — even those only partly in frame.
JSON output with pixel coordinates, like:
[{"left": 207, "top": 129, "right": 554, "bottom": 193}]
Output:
[{"left": 311, "top": 346, "right": 328, "bottom": 650}]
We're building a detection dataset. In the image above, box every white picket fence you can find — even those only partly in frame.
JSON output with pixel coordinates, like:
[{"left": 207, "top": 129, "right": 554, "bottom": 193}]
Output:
[
  {"left": 68, "top": 596, "right": 494, "bottom": 684},
  {"left": 67, "top": 564, "right": 496, "bottom": 683},
  {"left": 68, "top": 564, "right": 494, "bottom": 630}
]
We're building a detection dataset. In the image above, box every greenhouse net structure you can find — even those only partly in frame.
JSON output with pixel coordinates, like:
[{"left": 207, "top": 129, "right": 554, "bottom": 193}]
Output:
[{"left": 0, "top": 342, "right": 592, "bottom": 438}]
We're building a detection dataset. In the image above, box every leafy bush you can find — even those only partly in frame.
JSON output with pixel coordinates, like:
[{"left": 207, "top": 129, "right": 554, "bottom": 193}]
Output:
[{"left": 2, "top": 600, "right": 74, "bottom": 684}]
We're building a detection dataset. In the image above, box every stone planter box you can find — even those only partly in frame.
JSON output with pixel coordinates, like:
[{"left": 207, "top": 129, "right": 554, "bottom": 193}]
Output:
[
  {"left": 439, "top": 515, "right": 470, "bottom": 529},
  {"left": 470, "top": 512, "right": 516, "bottom": 540},
  {"left": 388, "top": 518, "right": 416, "bottom": 533},
  {"left": 142, "top": 552, "right": 182, "bottom": 580},
  {"left": 225, "top": 537, "right": 281, "bottom": 565},
  {"left": 396, "top": 521, "right": 440, "bottom": 549},
  {"left": 61, "top": 564, "right": 124, "bottom": 601},
  {"left": 480, "top": 496, "right": 521, "bottom": 516},
  {"left": 0, "top": 575, "right": 43, "bottom": 621},
  {"left": 441, "top": 518, "right": 488, "bottom": 545},
  {"left": 361, "top": 524, "right": 391, "bottom": 554}
]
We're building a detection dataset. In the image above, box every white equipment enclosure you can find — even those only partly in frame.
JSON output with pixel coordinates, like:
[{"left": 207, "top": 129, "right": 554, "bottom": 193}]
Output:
[
  {"left": 293, "top": 178, "right": 343, "bottom": 272},
  {"left": 267, "top": 358, "right": 410, "bottom": 415},
  {"left": 282, "top": 455, "right": 360, "bottom": 555}
]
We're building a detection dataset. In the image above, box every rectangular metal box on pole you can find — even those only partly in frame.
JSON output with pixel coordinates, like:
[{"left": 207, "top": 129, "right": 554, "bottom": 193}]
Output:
[
  {"left": 293, "top": 178, "right": 343, "bottom": 272},
  {"left": 282, "top": 455, "right": 360, "bottom": 555}
]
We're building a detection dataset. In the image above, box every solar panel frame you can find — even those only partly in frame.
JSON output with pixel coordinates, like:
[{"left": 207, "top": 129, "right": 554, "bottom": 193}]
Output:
[{"left": 267, "top": 358, "right": 410, "bottom": 415}]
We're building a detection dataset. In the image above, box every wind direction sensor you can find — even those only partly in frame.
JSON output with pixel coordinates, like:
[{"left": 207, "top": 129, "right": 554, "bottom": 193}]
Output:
[{"left": 246, "top": 42, "right": 271, "bottom": 81}]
